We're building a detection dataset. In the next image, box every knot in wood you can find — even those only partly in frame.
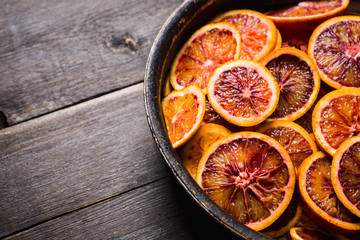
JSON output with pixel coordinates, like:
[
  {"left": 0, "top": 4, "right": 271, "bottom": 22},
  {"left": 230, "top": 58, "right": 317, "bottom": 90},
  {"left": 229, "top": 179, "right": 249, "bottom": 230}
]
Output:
[{"left": 106, "top": 33, "right": 139, "bottom": 54}]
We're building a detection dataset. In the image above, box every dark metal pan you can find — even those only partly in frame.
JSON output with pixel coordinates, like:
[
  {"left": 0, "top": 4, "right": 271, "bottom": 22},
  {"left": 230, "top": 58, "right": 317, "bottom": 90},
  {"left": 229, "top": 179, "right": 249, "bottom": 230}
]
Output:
[{"left": 144, "top": 0, "right": 360, "bottom": 239}]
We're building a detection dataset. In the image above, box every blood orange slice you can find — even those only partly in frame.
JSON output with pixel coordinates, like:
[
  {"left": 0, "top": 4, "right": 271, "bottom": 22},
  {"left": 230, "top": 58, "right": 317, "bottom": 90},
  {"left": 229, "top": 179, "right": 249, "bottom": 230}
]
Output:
[
  {"left": 261, "top": 191, "right": 302, "bottom": 238},
  {"left": 207, "top": 60, "right": 279, "bottom": 127},
  {"left": 170, "top": 22, "right": 241, "bottom": 93},
  {"left": 332, "top": 136, "right": 360, "bottom": 218},
  {"left": 162, "top": 86, "right": 205, "bottom": 148},
  {"left": 196, "top": 132, "right": 295, "bottom": 231},
  {"left": 262, "top": 47, "right": 320, "bottom": 122},
  {"left": 290, "top": 227, "right": 333, "bottom": 240},
  {"left": 266, "top": 0, "right": 349, "bottom": 30},
  {"left": 308, "top": 15, "right": 360, "bottom": 89},
  {"left": 257, "top": 120, "right": 318, "bottom": 171},
  {"left": 312, "top": 88, "right": 360, "bottom": 156},
  {"left": 180, "top": 123, "right": 231, "bottom": 179},
  {"left": 298, "top": 151, "right": 360, "bottom": 235},
  {"left": 213, "top": 9, "right": 277, "bottom": 61}
]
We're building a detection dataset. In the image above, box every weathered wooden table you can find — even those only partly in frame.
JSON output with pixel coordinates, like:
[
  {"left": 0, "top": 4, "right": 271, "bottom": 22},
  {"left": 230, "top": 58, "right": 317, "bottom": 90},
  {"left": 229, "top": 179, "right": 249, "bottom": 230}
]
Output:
[{"left": 0, "top": 1, "right": 241, "bottom": 239}]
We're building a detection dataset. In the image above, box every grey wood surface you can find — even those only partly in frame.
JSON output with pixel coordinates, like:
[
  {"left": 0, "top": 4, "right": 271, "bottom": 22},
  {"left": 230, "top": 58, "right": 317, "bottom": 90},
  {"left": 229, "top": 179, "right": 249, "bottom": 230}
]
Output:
[
  {"left": 5, "top": 178, "right": 193, "bottom": 240},
  {"left": 0, "top": 83, "right": 171, "bottom": 237},
  {"left": 0, "top": 0, "right": 182, "bottom": 125},
  {"left": 5, "top": 177, "right": 239, "bottom": 240}
]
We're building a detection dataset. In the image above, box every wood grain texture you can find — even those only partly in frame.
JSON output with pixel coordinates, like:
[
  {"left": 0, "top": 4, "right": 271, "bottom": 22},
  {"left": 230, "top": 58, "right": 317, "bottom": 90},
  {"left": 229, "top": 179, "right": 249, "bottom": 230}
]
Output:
[
  {"left": 0, "top": 0, "right": 182, "bottom": 125},
  {"left": 6, "top": 177, "right": 240, "bottom": 240},
  {"left": 0, "top": 83, "right": 168, "bottom": 237}
]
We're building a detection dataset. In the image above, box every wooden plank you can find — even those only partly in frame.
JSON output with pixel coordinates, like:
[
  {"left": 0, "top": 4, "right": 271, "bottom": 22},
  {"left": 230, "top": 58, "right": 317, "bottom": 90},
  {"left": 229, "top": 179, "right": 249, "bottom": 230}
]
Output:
[
  {"left": 0, "top": 0, "right": 182, "bottom": 125},
  {"left": 0, "top": 83, "right": 168, "bottom": 237},
  {"left": 6, "top": 177, "right": 240, "bottom": 240}
]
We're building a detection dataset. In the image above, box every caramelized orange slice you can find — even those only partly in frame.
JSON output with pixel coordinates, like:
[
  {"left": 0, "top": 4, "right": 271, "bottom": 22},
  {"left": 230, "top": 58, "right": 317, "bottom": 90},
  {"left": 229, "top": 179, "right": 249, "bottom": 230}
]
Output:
[
  {"left": 262, "top": 47, "right": 320, "bottom": 122},
  {"left": 332, "top": 136, "right": 360, "bottom": 218},
  {"left": 213, "top": 9, "right": 277, "bottom": 61},
  {"left": 309, "top": 15, "right": 360, "bottom": 89},
  {"left": 162, "top": 86, "right": 205, "bottom": 148},
  {"left": 170, "top": 22, "right": 241, "bottom": 93},
  {"left": 267, "top": 0, "right": 349, "bottom": 29},
  {"left": 257, "top": 120, "right": 318, "bottom": 171},
  {"left": 298, "top": 151, "right": 360, "bottom": 235},
  {"left": 207, "top": 60, "right": 279, "bottom": 127},
  {"left": 196, "top": 132, "right": 295, "bottom": 231},
  {"left": 312, "top": 88, "right": 360, "bottom": 156}
]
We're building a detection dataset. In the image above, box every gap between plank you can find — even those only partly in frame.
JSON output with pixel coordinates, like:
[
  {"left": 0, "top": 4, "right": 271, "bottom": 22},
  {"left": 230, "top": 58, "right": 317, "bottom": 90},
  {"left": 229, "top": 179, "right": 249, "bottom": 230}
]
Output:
[
  {"left": 1, "top": 175, "right": 169, "bottom": 240},
  {"left": 2, "top": 80, "right": 144, "bottom": 129}
]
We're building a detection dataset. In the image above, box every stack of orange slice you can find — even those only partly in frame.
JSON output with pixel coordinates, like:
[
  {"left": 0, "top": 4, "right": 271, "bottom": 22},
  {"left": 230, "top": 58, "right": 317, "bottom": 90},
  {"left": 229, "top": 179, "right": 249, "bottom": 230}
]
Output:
[{"left": 161, "top": 2, "right": 360, "bottom": 238}]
